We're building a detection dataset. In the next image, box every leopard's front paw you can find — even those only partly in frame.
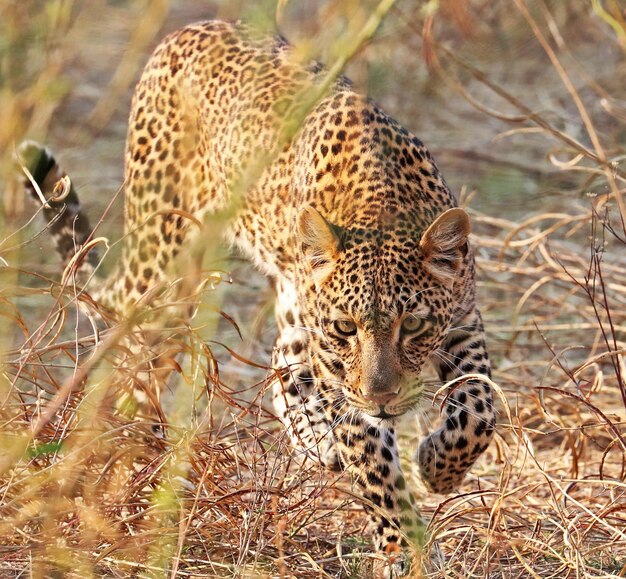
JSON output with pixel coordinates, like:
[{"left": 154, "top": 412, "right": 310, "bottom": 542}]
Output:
[
  {"left": 371, "top": 542, "right": 444, "bottom": 578},
  {"left": 371, "top": 544, "right": 409, "bottom": 578},
  {"left": 415, "top": 432, "right": 465, "bottom": 494}
]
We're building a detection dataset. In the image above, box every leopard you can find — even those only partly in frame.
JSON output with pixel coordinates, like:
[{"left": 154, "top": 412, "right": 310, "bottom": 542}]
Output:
[{"left": 18, "top": 19, "right": 496, "bottom": 573}]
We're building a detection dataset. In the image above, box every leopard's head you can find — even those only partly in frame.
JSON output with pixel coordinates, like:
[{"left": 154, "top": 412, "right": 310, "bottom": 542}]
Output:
[{"left": 298, "top": 206, "right": 470, "bottom": 422}]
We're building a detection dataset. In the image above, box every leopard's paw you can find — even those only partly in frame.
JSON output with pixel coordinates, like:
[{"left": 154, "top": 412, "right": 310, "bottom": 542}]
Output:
[
  {"left": 415, "top": 432, "right": 464, "bottom": 494},
  {"left": 371, "top": 544, "right": 409, "bottom": 578}
]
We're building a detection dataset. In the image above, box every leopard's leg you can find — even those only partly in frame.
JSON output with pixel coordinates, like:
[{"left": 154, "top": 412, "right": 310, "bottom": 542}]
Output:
[
  {"left": 270, "top": 278, "right": 339, "bottom": 469},
  {"left": 418, "top": 306, "right": 496, "bottom": 493},
  {"left": 331, "top": 410, "right": 426, "bottom": 575}
]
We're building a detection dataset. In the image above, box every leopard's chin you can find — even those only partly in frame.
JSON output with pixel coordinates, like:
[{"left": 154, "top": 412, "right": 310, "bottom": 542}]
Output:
[
  {"left": 359, "top": 405, "right": 414, "bottom": 428},
  {"left": 360, "top": 412, "right": 398, "bottom": 428}
]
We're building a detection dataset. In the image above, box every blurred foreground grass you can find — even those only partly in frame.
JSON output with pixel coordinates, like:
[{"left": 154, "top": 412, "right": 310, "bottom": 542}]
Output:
[{"left": 2, "top": 0, "right": 626, "bottom": 577}]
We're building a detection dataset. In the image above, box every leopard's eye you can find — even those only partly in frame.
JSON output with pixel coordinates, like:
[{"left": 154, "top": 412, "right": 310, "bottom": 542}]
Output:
[
  {"left": 401, "top": 315, "right": 424, "bottom": 334},
  {"left": 334, "top": 319, "right": 357, "bottom": 337}
]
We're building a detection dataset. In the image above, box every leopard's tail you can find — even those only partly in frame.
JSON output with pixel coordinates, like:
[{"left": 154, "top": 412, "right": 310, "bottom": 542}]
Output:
[
  {"left": 15, "top": 140, "right": 99, "bottom": 277},
  {"left": 15, "top": 143, "right": 168, "bottom": 435}
]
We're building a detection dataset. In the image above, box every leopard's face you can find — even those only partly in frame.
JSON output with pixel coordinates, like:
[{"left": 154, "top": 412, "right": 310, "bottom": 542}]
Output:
[
  {"left": 315, "top": 233, "right": 455, "bottom": 420},
  {"left": 298, "top": 207, "right": 471, "bottom": 421}
]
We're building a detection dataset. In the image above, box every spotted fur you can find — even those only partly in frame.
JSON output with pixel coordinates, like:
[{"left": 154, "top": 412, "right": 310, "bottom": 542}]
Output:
[{"left": 21, "top": 20, "right": 496, "bottom": 569}]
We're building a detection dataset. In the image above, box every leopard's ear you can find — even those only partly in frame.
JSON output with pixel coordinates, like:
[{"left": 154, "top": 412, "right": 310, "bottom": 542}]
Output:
[
  {"left": 297, "top": 206, "right": 343, "bottom": 286},
  {"left": 419, "top": 208, "right": 470, "bottom": 283}
]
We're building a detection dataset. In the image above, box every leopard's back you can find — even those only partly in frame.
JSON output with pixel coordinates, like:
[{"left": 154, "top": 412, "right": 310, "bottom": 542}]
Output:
[{"left": 114, "top": 20, "right": 461, "bottom": 312}]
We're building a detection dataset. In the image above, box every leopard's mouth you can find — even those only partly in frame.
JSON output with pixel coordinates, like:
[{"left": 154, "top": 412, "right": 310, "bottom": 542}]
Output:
[
  {"left": 345, "top": 397, "right": 414, "bottom": 420},
  {"left": 370, "top": 407, "right": 396, "bottom": 419},
  {"left": 343, "top": 389, "right": 422, "bottom": 420}
]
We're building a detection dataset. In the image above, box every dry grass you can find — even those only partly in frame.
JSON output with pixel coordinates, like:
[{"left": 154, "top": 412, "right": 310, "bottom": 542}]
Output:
[{"left": 2, "top": 0, "right": 626, "bottom": 577}]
